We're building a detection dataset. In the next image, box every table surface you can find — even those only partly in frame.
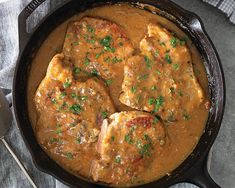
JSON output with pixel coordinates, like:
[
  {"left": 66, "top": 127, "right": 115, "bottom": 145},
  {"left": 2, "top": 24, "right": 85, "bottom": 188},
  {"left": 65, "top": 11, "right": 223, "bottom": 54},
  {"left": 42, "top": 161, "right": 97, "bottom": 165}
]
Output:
[{"left": 0, "top": 0, "right": 234, "bottom": 188}]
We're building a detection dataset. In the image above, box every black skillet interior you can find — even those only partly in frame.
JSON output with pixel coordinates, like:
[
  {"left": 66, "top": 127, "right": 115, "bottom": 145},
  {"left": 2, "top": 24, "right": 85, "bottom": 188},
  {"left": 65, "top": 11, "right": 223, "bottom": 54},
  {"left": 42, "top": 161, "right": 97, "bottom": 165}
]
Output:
[{"left": 13, "top": 0, "right": 225, "bottom": 187}]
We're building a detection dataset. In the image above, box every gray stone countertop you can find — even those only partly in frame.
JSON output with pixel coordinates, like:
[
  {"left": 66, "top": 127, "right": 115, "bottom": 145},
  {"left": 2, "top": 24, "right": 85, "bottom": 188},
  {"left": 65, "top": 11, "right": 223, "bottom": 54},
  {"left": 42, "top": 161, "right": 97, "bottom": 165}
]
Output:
[{"left": 173, "top": 1, "right": 235, "bottom": 188}]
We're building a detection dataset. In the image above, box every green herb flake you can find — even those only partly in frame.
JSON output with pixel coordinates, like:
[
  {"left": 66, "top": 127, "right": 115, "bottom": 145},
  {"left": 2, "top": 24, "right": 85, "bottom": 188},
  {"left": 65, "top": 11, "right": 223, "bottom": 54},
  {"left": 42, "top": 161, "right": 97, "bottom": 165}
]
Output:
[
  {"left": 69, "top": 123, "right": 76, "bottom": 127},
  {"left": 148, "top": 97, "right": 155, "bottom": 105},
  {"left": 144, "top": 134, "right": 152, "bottom": 143},
  {"left": 84, "top": 57, "right": 90, "bottom": 66},
  {"left": 156, "top": 69, "right": 162, "bottom": 76},
  {"left": 51, "top": 98, "right": 57, "bottom": 104},
  {"left": 104, "top": 56, "right": 111, "bottom": 63},
  {"left": 77, "top": 136, "right": 82, "bottom": 144},
  {"left": 164, "top": 53, "right": 172, "bottom": 64},
  {"left": 73, "top": 67, "right": 81, "bottom": 74},
  {"left": 59, "top": 92, "right": 67, "bottom": 99},
  {"left": 139, "top": 143, "right": 151, "bottom": 157},
  {"left": 100, "top": 35, "right": 112, "bottom": 47},
  {"left": 154, "top": 96, "right": 164, "bottom": 112},
  {"left": 55, "top": 128, "right": 62, "bottom": 135},
  {"left": 86, "top": 25, "right": 95, "bottom": 33},
  {"left": 106, "top": 79, "right": 113, "bottom": 85},
  {"left": 178, "top": 90, "right": 183, "bottom": 97},
  {"left": 159, "top": 42, "right": 166, "bottom": 46},
  {"left": 115, "top": 155, "right": 121, "bottom": 164},
  {"left": 72, "top": 41, "right": 79, "bottom": 46},
  {"left": 65, "top": 152, "right": 73, "bottom": 160},
  {"left": 95, "top": 51, "right": 104, "bottom": 59},
  {"left": 119, "top": 42, "right": 123, "bottom": 46},
  {"left": 144, "top": 56, "right": 151, "bottom": 69},
  {"left": 91, "top": 69, "right": 98, "bottom": 76},
  {"left": 49, "top": 137, "right": 58, "bottom": 144},
  {"left": 104, "top": 46, "right": 115, "bottom": 52},
  {"left": 170, "top": 37, "right": 177, "bottom": 48},
  {"left": 154, "top": 50, "right": 159, "bottom": 57},
  {"left": 80, "top": 96, "right": 88, "bottom": 101},
  {"left": 151, "top": 85, "right": 157, "bottom": 91},
  {"left": 131, "top": 86, "right": 137, "bottom": 93},
  {"left": 63, "top": 81, "right": 71, "bottom": 88},
  {"left": 111, "top": 136, "right": 115, "bottom": 142},
  {"left": 137, "top": 74, "right": 149, "bottom": 80},
  {"left": 112, "top": 57, "right": 122, "bottom": 64},
  {"left": 101, "top": 111, "right": 108, "bottom": 119},
  {"left": 173, "top": 63, "right": 179, "bottom": 70},
  {"left": 70, "top": 104, "right": 82, "bottom": 114},
  {"left": 125, "top": 134, "right": 133, "bottom": 144},
  {"left": 183, "top": 112, "right": 191, "bottom": 120}
]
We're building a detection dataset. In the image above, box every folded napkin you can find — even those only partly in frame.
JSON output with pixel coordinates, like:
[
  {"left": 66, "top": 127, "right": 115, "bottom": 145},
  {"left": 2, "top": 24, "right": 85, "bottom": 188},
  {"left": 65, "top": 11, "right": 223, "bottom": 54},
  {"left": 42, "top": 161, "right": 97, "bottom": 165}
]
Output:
[
  {"left": 1, "top": 0, "right": 224, "bottom": 187},
  {"left": 203, "top": 0, "right": 235, "bottom": 23}
]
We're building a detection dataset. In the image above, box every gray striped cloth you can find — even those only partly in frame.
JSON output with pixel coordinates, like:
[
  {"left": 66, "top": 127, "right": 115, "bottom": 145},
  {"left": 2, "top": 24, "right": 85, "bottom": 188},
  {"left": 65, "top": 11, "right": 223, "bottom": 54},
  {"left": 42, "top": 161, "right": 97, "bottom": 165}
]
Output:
[{"left": 203, "top": 0, "right": 235, "bottom": 23}]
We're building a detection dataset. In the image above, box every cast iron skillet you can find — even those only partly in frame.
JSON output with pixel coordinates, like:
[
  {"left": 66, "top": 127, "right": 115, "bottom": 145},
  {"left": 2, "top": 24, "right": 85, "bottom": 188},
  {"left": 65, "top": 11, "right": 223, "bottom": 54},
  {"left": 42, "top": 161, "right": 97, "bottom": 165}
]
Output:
[{"left": 13, "top": 0, "right": 225, "bottom": 187}]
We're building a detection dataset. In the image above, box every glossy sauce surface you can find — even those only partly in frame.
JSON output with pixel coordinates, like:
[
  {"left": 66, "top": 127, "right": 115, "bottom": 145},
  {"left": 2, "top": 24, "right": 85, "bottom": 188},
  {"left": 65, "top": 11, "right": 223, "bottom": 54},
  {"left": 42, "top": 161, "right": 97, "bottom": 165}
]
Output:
[{"left": 27, "top": 4, "right": 209, "bottom": 186}]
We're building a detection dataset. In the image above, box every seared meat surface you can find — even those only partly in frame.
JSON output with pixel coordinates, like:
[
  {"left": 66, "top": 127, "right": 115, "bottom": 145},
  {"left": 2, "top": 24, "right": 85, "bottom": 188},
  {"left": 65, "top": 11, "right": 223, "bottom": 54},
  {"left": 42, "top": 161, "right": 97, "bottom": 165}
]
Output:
[
  {"left": 63, "top": 16, "right": 134, "bottom": 79},
  {"left": 120, "top": 23, "right": 204, "bottom": 120},
  {"left": 35, "top": 54, "right": 115, "bottom": 175},
  {"left": 63, "top": 17, "right": 134, "bottom": 109},
  {"left": 91, "top": 111, "right": 167, "bottom": 185}
]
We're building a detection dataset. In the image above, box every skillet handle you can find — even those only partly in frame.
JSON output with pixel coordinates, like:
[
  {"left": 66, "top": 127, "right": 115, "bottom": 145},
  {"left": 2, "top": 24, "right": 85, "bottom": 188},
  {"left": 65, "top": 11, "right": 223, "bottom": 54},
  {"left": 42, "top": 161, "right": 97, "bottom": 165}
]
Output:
[
  {"left": 18, "top": 0, "right": 46, "bottom": 51},
  {"left": 185, "top": 154, "right": 221, "bottom": 188}
]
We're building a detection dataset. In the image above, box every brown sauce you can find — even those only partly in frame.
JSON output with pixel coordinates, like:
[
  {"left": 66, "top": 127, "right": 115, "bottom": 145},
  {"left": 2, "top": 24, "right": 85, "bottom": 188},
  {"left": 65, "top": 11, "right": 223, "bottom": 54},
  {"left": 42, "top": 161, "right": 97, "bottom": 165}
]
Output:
[{"left": 27, "top": 4, "right": 209, "bottom": 186}]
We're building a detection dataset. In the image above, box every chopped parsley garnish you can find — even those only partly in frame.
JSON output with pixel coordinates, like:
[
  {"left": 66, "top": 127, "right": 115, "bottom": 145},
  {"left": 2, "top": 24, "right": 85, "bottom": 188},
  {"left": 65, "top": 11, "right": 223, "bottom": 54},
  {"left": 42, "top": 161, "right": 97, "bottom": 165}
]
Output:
[
  {"left": 100, "top": 35, "right": 112, "bottom": 47},
  {"left": 84, "top": 57, "right": 90, "bottom": 66},
  {"left": 104, "top": 46, "right": 115, "bottom": 52},
  {"left": 159, "top": 42, "right": 166, "bottom": 46},
  {"left": 139, "top": 143, "right": 151, "bottom": 157},
  {"left": 115, "top": 155, "right": 121, "bottom": 164},
  {"left": 106, "top": 79, "right": 113, "bottom": 85},
  {"left": 178, "top": 90, "right": 183, "bottom": 97},
  {"left": 72, "top": 41, "right": 79, "bottom": 46},
  {"left": 65, "top": 152, "right": 73, "bottom": 160},
  {"left": 154, "top": 96, "right": 164, "bottom": 112},
  {"left": 170, "top": 37, "right": 177, "bottom": 47},
  {"left": 49, "top": 137, "right": 58, "bottom": 144},
  {"left": 154, "top": 50, "right": 159, "bottom": 57},
  {"left": 173, "top": 63, "right": 179, "bottom": 70},
  {"left": 111, "top": 136, "right": 115, "bottom": 142},
  {"left": 165, "top": 53, "right": 172, "bottom": 64},
  {"left": 91, "top": 69, "right": 98, "bottom": 76},
  {"left": 144, "top": 56, "right": 151, "bottom": 69},
  {"left": 144, "top": 134, "right": 152, "bottom": 143},
  {"left": 104, "top": 56, "right": 111, "bottom": 63},
  {"left": 148, "top": 97, "right": 155, "bottom": 105},
  {"left": 119, "top": 42, "right": 123, "bottom": 46},
  {"left": 63, "top": 81, "right": 71, "bottom": 88},
  {"left": 71, "top": 92, "right": 77, "bottom": 98},
  {"left": 86, "top": 25, "right": 95, "bottom": 33},
  {"left": 51, "top": 98, "right": 57, "bottom": 104},
  {"left": 80, "top": 96, "right": 88, "bottom": 101},
  {"left": 156, "top": 69, "right": 162, "bottom": 76},
  {"left": 169, "top": 87, "right": 175, "bottom": 94},
  {"left": 95, "top": 51, "right": 104, "bottom": 59},
  {"left": 101, "top": 111, "right": 108, "bottom": 119},
  {"left": 112, "top": 57, "right": 122, "bottom": 64},
  {"left": 77, "top": 136, "right": 82, "bottom": 144},
  {"left": 69, "top": 123, "right": 76, "bottom": 127},
  {"left": 73, "top": 67, "right": 81, "bottom": 74},
  {"left": 55, "top": 128, "right": 62, "bottom": 135},
  {"left": 100, "top": 35, "right": 115, "bottom": 52},
  {"left": 131, "top": 86, "right": 137, "bottom": 93},
  {"left": 125, "top": 134, "right": 133, "bottom": 144},
  {"left": 70, "top": 104, "right": 82, "bottom": 114},
  {"left": 183, "top": 112, "right": 191, "bottom": 120},
  {"left": 151, "top": 85, "right": 157, "bottom": 91},
  {"left": 137, "top": 74, "right": 149, "bottom": 80},
  {"left": 59, "top": 92, "right": 67, "bottom": 99}
]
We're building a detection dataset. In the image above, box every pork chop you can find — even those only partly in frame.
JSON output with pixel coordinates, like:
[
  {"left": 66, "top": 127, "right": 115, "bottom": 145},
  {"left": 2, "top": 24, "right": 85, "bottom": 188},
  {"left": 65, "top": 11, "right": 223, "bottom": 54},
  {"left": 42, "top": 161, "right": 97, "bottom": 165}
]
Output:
[
  {"left": 91, "top": 111, "right": 167, "bottom": 185},
  {"left": 34, "top": 54, "right": 115, "bottom": 175},
  {"left": 120, "top": 23, "right": 204, "bottom": 121}
]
